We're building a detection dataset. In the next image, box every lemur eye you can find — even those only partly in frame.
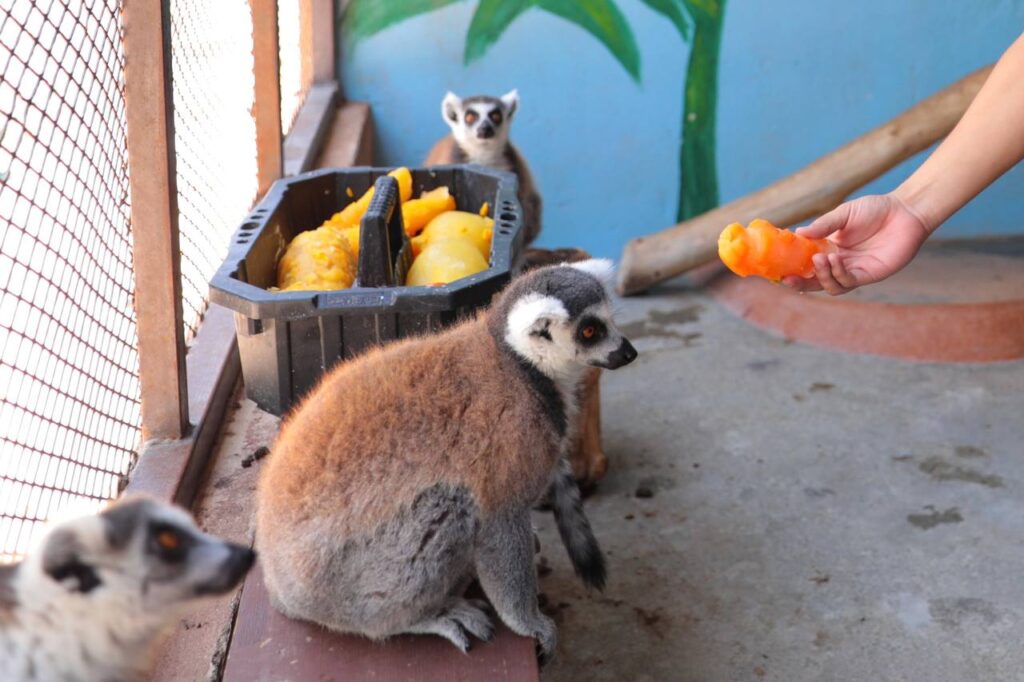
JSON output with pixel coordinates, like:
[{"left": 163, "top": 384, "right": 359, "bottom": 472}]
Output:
[
  {"left": 489, "top": 110, "right": 502, "bottom": 125},
  {"left": 149, "top": 523, "right": 189, "bottom": 562},
  {"left": 577, "top": 318, "right": 606, "bottom": 344},
  {"left": 464, "top": 111, "right": 478, "bottom": 125},
  {"left": 157, "top": 529, "right": 180, "bottom": 551}
]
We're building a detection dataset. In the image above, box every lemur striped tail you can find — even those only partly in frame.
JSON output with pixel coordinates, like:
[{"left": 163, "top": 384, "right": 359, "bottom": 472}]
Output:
[{"left": 550, "top": 457, "right": 606, "bottom": 590}]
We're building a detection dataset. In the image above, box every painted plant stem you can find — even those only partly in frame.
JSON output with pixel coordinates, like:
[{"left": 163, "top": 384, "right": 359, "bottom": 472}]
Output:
[{"left": 679, "top": 0, "right": 726, "bottom": 221}]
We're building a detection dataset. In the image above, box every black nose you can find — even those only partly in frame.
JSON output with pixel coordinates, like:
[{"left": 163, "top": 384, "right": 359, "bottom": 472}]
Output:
[
  {"left": 219, "top": 544, "right": 256, "bottom": 588},
  {"left": 229, "top": 545, "right": 257, "bottom": 580},
  {"left": 476, "top": 123, "right": 494, "bottom": 139},
  {"left": 194, "top": 544, "right": 256, "bottom": 596},
  {"left": 602, "top": 338, "right": 638, "bottom": 369}
]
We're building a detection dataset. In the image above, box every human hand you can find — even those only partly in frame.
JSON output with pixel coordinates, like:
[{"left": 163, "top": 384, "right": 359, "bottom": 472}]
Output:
[{"left": 781, "top": 193, "right": 932, "bottom": 295}]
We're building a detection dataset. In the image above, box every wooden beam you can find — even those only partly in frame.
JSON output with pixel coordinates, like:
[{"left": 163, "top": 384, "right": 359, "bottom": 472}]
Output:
[
  {"left": 125, "top": 305, "right": 240, "bottom": 506},
  {"left": 251, "top": 0, "right": 283, "bottom": 196},
  {"left": 315, "top": 101, "right": 374, "bottom": 168},
  {"left": 284, "top": 81, "right": 339, "bottom": 175},
  {"left": 617, "top": 65, "right": 994, "bottom": 296},
  {"left": 121, "top": 0, "right": 188, "bottom": 440},
  {"left": 301, "top": 0, "right": 336, "bottom": 84},
  {"left": 146, "top": 392, "right": 277, "bottom": 682},
  {"left": 222, "top": 565, "right": 540, "bottom": 682}
]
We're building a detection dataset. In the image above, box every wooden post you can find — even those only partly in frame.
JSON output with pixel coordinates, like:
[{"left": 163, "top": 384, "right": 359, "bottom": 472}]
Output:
[
  {"left": 251, "top": 0, "right": 283, "bottom": 196},
  {"left": 301, "top": 0, "right": 336, "bottom": 84},
  {"left": 284, "top": 81, "right": 339, "bottom": 175},
  {"left": 121, "top": 0, "right": 189, "bottom": 441},
  {"left": 616, "top": 65, "right": 994, "bottom": 296}
]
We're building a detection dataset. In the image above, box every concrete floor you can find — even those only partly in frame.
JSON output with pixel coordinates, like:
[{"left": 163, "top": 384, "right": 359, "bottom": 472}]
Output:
[{"left": 535, "top": 282, "right": 1024, "bottom": 682}]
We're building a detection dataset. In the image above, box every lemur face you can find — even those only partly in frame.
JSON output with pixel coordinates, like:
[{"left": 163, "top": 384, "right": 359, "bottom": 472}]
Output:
[
  {"left": 442, "top": 90, "right": 519, "bottom": 149},
  {"left": 39, "top": 496, "right": 255, "bottom": 607},
  {"left": 502, "top": 260, "right": 638, "bottom": 378}
]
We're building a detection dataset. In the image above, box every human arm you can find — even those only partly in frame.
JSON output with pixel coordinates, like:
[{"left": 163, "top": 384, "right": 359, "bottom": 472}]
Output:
[{"left": 784, "top": 31, "right": 1024, "bottom": 294}]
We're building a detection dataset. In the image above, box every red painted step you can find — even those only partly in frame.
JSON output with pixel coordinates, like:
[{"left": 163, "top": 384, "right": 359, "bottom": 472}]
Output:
[{"left": 222, "top": 565, "right": 540, "bottom": 682}]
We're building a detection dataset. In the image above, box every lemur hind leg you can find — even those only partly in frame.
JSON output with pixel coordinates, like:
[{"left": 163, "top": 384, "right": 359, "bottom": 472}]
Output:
[{"left": 571, "top": 367, "right": 607, "bottom": 488}]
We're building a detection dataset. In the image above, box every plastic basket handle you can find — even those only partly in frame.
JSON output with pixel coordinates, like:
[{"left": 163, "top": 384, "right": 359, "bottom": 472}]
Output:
[{"left": 357, "top": 175, "right": 406, "bottom": 288}]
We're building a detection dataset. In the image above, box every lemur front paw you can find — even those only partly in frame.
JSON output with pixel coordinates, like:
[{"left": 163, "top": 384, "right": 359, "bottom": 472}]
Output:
[{"left": 533, "top": 614, "right": 557, "bottom": 667}]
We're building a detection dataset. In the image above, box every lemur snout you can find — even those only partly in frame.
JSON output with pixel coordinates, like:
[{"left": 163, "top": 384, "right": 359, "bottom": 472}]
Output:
[
  {"left": 231, "top": 545, "right": 257, "bottom": 573},
  {"left": 602, "top": 338, "right": 638, "bottom": 369},
  {"left": 224, "top": 544, "right": 257, "bottom": 582},
  {"left": 195, "top": 544, "right": 256, "bottom": 596},
  {"left": 476, "top": 122, "right": 495, "bottom": 139}
]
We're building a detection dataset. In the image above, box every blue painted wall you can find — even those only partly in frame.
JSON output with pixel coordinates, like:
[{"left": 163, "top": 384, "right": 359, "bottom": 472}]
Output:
[{"left": 341, "top": 2, "right": 1024, "bottom": 258}]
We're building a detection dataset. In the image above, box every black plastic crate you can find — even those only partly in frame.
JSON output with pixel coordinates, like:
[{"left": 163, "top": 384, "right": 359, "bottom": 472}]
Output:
[{"left": 209, "top": 165, "right": 524, "bottom": 415}]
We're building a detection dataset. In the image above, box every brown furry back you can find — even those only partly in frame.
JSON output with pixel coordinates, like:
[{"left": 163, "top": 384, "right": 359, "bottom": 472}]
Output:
[
  {"left": 423, "top": 135, "right": 457, "bottom": 166},
  {"left": 257, "top": 314, "right": 560, "bottom": 541}
]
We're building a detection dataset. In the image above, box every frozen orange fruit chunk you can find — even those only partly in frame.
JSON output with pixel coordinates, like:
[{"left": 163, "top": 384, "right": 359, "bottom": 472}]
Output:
[
  {"left": 327, "top": 167, "right": 413, "bottom": 228},
  {"left": 718, "top": 219, "right": 832, "bottom": 281},
  {"left": 401, "top": 186, "right": 457, "bottom": 237},
  {"left": 277, "top": 226, "right": 356, "bottom": 292}
]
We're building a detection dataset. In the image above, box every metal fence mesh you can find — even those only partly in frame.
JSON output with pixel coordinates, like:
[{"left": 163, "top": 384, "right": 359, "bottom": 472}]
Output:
[
  {"left": 170, "top": 0, "right": 258, "bottom": 341},
  {"left": 278, "top": 0, "right": 308, "bottom": 136},
  {"left": 0, "top": 0, "right": 141, "bottom": 560},
  {"left": 1, "top": 0, "right": 294, "bottom": 560}
]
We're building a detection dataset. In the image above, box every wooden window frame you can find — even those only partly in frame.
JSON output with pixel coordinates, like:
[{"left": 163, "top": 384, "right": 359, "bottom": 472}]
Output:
[{"left": 123, "top": 0, "right": 338, "bottom": 505}]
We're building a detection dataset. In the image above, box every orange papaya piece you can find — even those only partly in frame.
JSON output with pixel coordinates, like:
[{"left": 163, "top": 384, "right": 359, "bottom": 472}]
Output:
[
  {"left": 401, "top": 186, "right": 457, "bottom": 236},
  {"left": 718, "top": 219, "right": 833, "bottom": 281},
  {"left": 327, "top": 167, "right": 413, "bottom": 228}
]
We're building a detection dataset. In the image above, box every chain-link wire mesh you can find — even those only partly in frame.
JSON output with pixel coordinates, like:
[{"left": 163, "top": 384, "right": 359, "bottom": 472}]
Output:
[
  {"left": 170, "top": 0, "right": 258, "bottom": 341},
  {"left": 278, "top": 0, "right": 309, "bottom": 136},
  {"left": 1, "top": 0, "right": 288, "bottom": 560},
  {"left": 0, "top": 0, "right": 142, "bottom": 561}
]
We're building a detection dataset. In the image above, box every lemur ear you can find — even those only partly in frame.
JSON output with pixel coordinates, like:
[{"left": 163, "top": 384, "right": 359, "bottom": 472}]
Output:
[
  {"left": 442, "top": 91, "right": 461, "bottom": 125},
  {"left": 569, "top": 258, "right": 615, "bottom": 289},
  {"left": 508, "top": 293, "right": 568, "bottom": 342},
  {"left": 41, "top": 527, "right": 102, "bottom": 594},
  {"left": 500, "top": 89, "right": 519, "bottom": 119},
  {"left": 100, "top": 496, "right": 148, "bottom": 549}
]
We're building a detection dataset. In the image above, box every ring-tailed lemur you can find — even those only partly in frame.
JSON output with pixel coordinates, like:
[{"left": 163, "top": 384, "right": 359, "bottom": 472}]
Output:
[
  {"left": 256, "top": 260, "right": 637, "bottom": 664},
  {"left": 0, "top": 496, "right": 255, "bottom": 682},
  {"left": 427, "top": 95, "right": 610, "bottom": 489},
  {"left": 424, "top": 89, "right": 543, "bottom": 244}
]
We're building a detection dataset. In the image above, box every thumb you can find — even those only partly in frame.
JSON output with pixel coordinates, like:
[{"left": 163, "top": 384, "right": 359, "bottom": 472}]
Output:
[{"left": 794, "top": 203, "right": 852, "bottom": 240}]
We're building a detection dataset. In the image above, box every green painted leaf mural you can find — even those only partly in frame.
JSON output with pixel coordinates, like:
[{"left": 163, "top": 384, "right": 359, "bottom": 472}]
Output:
[
  {"left": 342, "top": 0, "right": 727, "bottom": 224},
  {"left": 344, "top": 0, "right": 464, "bottom": 43},
  {"left": 531, "top": 0, "right": 641, "bottom": 81},
  {"left": 677, "top": 0, "right": 725, "bottom": 220},
  {"left": 637, "top": 0, "right": 693, "bottom": 41},
  {"left": 464, "top": 0, "right": 532, "bottom": 65}
]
